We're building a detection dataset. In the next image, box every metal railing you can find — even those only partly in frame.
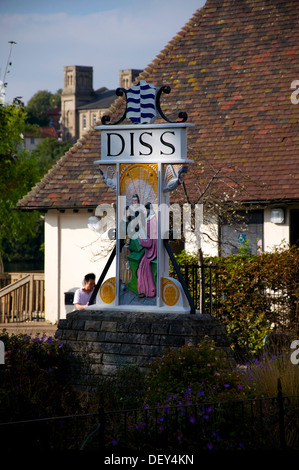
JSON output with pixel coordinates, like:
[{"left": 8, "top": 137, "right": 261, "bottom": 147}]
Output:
[
  {"left": 170, "top": 262, "right": 218, "bottom": 314},
  {"left": 0, "top": 272, "right": 45, "bottom": 323},
  {"left": 0, "top": 380, "right": 297, "bottom": 451}
]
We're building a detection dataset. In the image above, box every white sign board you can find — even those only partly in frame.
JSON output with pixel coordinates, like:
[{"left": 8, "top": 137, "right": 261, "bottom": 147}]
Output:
[{"left": 95, "top": 123, "right": 193, "bottom": 163}]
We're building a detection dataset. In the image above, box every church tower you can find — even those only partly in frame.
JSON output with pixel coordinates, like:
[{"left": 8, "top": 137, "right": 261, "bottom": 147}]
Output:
[{"left": 61, "top": 66, "right": 94, "bottom": 142}]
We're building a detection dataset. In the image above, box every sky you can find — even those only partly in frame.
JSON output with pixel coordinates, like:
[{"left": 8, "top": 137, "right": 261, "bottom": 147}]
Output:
[{"left": 0, "top": 0, "right": 206, "bottom": 105}]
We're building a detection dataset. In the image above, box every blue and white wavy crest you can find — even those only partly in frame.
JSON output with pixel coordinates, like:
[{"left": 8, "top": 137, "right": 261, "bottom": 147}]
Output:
[{"left": 126, "top": 80, "right": 157, "bottom": 123}]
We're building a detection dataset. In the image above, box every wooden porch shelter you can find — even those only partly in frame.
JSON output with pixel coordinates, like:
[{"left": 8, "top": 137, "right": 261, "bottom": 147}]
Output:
[{"left": 0, "top": 272, "right": 45, "bottom": 323}]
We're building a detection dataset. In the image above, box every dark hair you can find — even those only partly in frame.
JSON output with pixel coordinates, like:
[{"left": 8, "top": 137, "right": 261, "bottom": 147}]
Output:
[
  {"left": 145, "top": 202, "right": 152, "bottom": 216},
  {"left": 84, "top": 273, "right": 95, "bottom": 282},
  {"left": 132, "top": 193, "right": 140, "bottom": 203}
]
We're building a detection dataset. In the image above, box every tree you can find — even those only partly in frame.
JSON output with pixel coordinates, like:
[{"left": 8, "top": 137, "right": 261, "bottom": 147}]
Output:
[
  {"left": 50, "top": 89, "right": 62, "bottom": 108},
  {"left": 32, "top": 137, "right": 71, "bottom": 175},
  {"left": 0, "top": 98, "right": 26, "bottom": 162},
  {"left": 180, "top": 152, "right": 264, "bottom": 256},
  {"left": 0, "top": 101, "right": 44, "bottom": 270},
  {"left": 0, "top": 149, "right": 44, "bottom": 268},
  {"left": 26, "top": 90, "right": 61, "bottom": 126}
]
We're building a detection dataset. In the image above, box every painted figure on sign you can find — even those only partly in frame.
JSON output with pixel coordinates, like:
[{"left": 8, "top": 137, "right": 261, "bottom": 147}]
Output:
[
  {"left": 128, "top": 193, "right": 146, "bottom": 239},
  {"left": 137, "top": 203, "right": 157, "bottom": 298},
  {"left": 120, "top": 206, "right": 133, "bottom": 286}
]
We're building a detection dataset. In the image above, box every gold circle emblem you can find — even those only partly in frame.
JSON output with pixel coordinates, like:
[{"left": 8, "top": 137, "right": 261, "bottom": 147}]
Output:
[
  {"left": 161, "top": 278, "right": 180, "bottom": 306},
  {"left": 100, "top": 277, "right": 116, "bottom": 304}
]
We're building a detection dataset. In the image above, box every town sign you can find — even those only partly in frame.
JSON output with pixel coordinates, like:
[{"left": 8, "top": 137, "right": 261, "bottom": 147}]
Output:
[{"left": 86, "top": 81, "right": 195, "bottom": 313}]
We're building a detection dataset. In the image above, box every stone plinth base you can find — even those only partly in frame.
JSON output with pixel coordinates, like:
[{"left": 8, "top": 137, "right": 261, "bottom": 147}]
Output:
[{"left": 55, "top": 310, "right": 232, "bottom": 389}]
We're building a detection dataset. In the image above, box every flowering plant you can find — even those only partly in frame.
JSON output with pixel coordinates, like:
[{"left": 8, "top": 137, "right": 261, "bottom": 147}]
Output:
[
  {"left": 144, "top": 338, "right": 246, "bottom": 406},
  {"left": 0, "top": 329, "right": 81, "bottom": 421}
]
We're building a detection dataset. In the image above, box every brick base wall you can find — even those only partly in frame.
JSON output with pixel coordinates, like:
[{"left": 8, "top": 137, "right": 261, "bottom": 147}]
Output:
[{"left": 55, "top": 310, "right": 232, "bottom": 389}]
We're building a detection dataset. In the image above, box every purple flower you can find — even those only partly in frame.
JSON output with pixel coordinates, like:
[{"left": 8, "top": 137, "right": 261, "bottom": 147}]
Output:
[
  {"left": 189, "top": 416, "right": 196, "bottom": 424},
  {"left": 111, "top": 438, "right": 118, "bottom": 446},
  {"left": 224, "top": 384, "right": 230, "bottom": 388},
  {"left": 207, "top": 443, "right": 213, "bottom": 450}
]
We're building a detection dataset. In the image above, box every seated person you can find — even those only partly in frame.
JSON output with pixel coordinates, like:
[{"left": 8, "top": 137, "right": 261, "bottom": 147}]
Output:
[{"left": 73, "top": 273, "right": 96, "bottom": 310}]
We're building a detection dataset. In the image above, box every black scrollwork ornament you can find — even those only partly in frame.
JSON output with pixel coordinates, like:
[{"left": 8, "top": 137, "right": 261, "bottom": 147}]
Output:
[{"left": 101, "top": 82, "right": 188, "bottom": 125}]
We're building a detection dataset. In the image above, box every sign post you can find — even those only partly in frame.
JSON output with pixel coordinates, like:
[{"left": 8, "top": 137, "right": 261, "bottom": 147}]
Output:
[{"left": 88, "top": 81, "right": 195, "bottom": 313}]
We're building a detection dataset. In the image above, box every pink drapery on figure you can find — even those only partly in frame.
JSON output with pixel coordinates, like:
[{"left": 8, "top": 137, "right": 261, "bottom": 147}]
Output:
[{"left": 137, "top": 212, "right": 157, "bottom": 297}]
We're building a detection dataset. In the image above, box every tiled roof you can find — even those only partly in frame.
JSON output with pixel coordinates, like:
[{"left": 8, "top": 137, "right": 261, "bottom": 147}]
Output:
[
  {"left": 17, "top": 0, "right": 299, "bottom": 211},
  {"left": 24, "top": 127, "right": 58, "bottom": 139}
]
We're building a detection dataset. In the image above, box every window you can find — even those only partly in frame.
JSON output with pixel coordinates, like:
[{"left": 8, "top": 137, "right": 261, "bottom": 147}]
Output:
[
  {"left": 92, "top": 113, "right": 97, "bottom": 125},
  {"left": 67, "top": 73, "right": 73, "bottom": 86},
  {"left": 82, "top": 114, "right": 87, "bottom": 130},
  {"left": 220, "top": 210, "right": 264, "bottom": 256}
]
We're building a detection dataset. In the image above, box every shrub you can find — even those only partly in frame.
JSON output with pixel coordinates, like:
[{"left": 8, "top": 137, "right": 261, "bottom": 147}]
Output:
[
  {"left": 0, "top": 329, "right": 85, "bottom": 421},
  {"left": 98, "top": 365, "right": 147, "bottom": 410},
  {"left": 173, "top": 245, "right": 299, "bottom": 357},
  {"left": 242, "top": 352, "right": 299, "bottom": 398},
  {"left": 144, "top": 339, "right": 246, "bottom": 407},
  {"left": 240, "top": 352, "right": 299, "bottom": 449}
]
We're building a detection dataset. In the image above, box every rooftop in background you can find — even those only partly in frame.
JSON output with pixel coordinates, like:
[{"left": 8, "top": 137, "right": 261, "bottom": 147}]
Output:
[
  {"left": 77, "top": 88, "right": 116, "bottom": 110},
  {"left": 17, "top": 0, "right": 299, "bottom": 211}
]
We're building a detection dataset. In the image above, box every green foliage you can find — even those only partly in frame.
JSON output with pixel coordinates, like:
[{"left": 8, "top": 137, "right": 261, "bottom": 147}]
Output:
[
  {"left": 101, "top": 342, "right": 262, "bottom": 452},
  {"left": 0, "top": 97, "right": 70, "bottom": 266},
  {"left": 0, "top": 100, "right": 27, "bottom": 161},
  {"left": 174, "top": 245, "right": 299, "bottom": 357},
  {"left": 0, "top": 148, "right": 43, "bottom": 264},
  {"left": 144, "top": 339, "right": 244, "bottom": 407},
  {"left": 26, "top": 90, "right": 53, "bottom": 126},
  {"left": 213, "top": 245, "right": 299, "bottom": 356},
  {"left": 1, "top": 331, "right": 298, "bottom": 450},
  {"left": 172, "top": 249, "right": 198, "bottom": 265},
  {"left": 32, "top": 137, "right": 71, "bottom": 174},
  {"left": 98, "top": 366, "right": 146, "bottom": 410},
  {"left": 26, "top": 89, "right": 61, "bottom": 126},
  {"left": 0, "top": 100, "right": 44, "bottom": 265},
  {"left": 0, "top": 330, "right": 84, "bottom": 421}
]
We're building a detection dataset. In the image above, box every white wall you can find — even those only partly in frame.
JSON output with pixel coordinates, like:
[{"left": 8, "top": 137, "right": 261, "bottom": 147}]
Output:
[
  {"left": 44, "top": 205, "right": 297, "bottom": 323},
  {"left": 264, "top": 207, "right": 290, "bottom": 251},
  {"left": 184, "top": 206, "right": 296, "bottom": 257},
  {"left": 184, "top": 209, "right": 219, "bottom": 257},
  {"left": 44, "top": 210, "right": 115, "bottom": 324}
]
